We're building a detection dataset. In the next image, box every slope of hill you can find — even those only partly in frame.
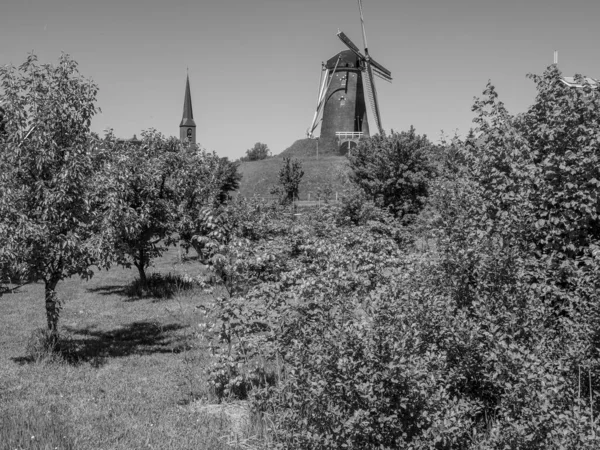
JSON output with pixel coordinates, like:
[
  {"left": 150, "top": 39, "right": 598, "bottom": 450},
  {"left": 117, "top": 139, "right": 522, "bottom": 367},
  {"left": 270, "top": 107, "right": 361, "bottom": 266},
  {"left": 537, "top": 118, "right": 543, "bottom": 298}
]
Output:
[
  {"left": 277, "top": 138, "right": 339, "bottom": 158},
  {"left": 236, "top": 138, "right": 350, "bottom": 199}
]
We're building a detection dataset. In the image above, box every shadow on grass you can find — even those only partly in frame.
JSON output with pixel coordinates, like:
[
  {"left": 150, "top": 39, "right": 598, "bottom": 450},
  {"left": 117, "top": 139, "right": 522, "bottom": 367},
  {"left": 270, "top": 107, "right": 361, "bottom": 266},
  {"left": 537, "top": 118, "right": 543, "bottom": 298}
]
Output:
[
  {"left": 12, "top": 320, "right": 189, "bottom": 367},
  {"left": 86, "top": 273, "right": 198, "bottom": 302},
  {"left": 86, "top": 284, "right": 126, "bottom": 296}
]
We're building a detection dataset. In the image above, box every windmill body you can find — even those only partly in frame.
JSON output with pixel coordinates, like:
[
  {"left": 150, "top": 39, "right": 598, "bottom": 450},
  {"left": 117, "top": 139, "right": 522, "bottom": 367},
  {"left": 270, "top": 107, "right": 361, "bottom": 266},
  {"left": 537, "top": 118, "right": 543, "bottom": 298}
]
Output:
[
  {"left": 307, "top": 0, "right": 392, "bottom": 154},
  {"left": 319, "top": 50, "right": 370, "bottom": 153}
]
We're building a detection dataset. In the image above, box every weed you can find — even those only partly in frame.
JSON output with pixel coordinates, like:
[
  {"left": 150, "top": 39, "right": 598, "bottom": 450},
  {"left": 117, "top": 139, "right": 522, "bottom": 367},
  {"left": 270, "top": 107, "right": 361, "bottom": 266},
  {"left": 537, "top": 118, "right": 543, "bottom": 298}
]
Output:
[{"left": 24, "top": 328, "right": 77, "bottom": 364}]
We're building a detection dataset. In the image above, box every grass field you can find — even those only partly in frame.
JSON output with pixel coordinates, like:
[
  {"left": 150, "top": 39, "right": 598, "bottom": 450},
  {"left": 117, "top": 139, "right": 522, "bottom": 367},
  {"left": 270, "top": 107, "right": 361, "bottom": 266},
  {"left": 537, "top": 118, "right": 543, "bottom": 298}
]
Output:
[
  {"left": 237, "top": 155, "right": 349, "bottom": 199},
  {"left": 237, "top": 138, "right": 351, "bottom": 199},
  {"left": 0, "top": 246, "right": 262, "bottom": 450}
]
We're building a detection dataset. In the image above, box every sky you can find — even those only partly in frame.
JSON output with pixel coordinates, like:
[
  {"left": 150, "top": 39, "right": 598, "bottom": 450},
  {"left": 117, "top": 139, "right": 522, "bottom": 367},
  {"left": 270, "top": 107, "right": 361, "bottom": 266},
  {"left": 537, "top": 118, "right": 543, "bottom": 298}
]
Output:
[{"left": 2, "top": 0, "right": 600, "bottom": 159}]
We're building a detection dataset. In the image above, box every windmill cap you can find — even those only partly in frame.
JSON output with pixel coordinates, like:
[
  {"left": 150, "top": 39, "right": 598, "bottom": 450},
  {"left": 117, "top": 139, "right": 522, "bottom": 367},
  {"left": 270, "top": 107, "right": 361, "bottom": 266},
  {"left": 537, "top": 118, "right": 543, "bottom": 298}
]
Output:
[{"left": 326, "top": 50, "right": 361, "bottom": 70}]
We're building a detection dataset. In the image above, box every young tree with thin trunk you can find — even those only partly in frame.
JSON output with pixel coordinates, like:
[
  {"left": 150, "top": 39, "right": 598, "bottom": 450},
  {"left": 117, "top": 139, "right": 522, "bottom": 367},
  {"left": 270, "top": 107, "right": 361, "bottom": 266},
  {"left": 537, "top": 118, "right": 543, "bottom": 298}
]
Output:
[
  {"left": 100, "top": 130, "right": 225, "bottom": 286},
  {"left": 99, "top": 130, "right": 181, "bottom": 287},
  {"left": 276, "top": 156, "right": 304, "bottom": 204},
  {"left": 0, "top": 53, "right": 101, "bottom": 336}
]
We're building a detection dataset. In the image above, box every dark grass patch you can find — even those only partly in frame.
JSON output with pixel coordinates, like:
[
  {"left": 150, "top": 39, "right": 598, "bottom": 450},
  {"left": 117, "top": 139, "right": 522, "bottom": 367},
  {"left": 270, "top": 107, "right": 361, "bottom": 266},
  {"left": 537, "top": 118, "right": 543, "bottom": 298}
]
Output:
[
  {"left": 85, "top": 284, "right": 126, "bottom": 296},
  {"left": 13, "top": 320, "right": 189, "bottom": 367},
  {"left": 11, "top": 327, "right": 80, "bottom": 365},
  {"left": 63, "top": 321, "right": 187, "bottom": 365},
  {"left": 124, "top": 272, "right": 197, "bottom": 300}
]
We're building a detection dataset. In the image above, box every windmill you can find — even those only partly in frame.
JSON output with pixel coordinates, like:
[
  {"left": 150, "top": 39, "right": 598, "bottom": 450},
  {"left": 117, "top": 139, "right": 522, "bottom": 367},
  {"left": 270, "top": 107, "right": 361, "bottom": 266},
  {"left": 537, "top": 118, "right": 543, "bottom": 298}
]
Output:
[{"left": 307, "top": 0, "right": 392, "bottom": 153}]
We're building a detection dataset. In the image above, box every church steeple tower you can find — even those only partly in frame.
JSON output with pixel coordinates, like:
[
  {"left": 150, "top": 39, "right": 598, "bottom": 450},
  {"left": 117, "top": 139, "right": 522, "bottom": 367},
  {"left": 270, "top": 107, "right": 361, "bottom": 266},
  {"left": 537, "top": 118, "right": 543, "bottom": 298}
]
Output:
[{"left": 180, "top": 73, "right": 196, "bottom": 145}]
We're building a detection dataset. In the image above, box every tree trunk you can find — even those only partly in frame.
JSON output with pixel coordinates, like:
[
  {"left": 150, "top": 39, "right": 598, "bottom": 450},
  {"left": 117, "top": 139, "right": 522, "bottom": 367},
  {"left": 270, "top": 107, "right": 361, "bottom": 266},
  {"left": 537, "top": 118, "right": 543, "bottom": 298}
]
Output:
[
  {"left": 136, "top": 247, "right": 147, "bottom": 288},
  {"left": 137, "top": 263, "right": 147, "bottom": 288},
  {"left": 45, "top": 278, "right": 60, "bottom": 336}
]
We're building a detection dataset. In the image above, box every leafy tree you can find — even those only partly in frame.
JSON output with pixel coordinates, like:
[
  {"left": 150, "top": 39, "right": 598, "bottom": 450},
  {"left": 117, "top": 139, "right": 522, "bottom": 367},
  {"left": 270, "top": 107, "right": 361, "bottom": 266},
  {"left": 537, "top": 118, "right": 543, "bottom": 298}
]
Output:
[
  {"left": 458, "top": 65, "right": 600, "bottom": 261},
  {"left": 241, "top": 142, "right": 270, "bottom": 161},
  {"left": 274, "top": 156, "right": 304, "bottom": 204},
  {"left": 177, "top": 153, "right": 241, "bottom": 254},
  {"left": 101, "top": 131, "right": 233, "bottom": 284},
  {"left": 0, "top": 53, "right": 101, "bottom": 335},
  {"left": 100, "top": 130, "right": 193, "bottom": 287},
  {"left": 215, "top": 157, "right": 242, "bottom": 204},
  {"left": 347, "top": 128, "right": 436, "bottom": 223}
]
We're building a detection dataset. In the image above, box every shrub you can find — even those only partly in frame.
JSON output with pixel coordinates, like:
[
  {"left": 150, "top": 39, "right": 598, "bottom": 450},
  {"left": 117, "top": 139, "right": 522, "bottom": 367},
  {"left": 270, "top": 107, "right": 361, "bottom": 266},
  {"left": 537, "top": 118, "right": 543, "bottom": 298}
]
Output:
[
  {"left": 241, "top": 142, "right": 270, "bottom": 162},
  {"left": 273, "top": 156, "right": 304, "bottom": 204},
  {"left": 197, "top": 66, "right": 600, "bottom": 449},
  {"left": 347, "top": 127, "right": 436, "bottom": 223}
]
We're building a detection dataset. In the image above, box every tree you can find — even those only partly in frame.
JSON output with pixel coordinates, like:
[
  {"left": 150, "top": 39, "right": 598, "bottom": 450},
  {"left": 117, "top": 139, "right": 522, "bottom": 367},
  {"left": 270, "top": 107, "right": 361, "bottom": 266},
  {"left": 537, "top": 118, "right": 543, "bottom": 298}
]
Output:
[
  {"left": 274, "top": 156, "right": 304, "bottom": 204},
  {"left": 0, "top": 53, "right": 101, "bottom": 335},
  {"left": 215, "top": 157, "right": 242, "bottom": 204},
  {"left": 466, "top": 66, "right": 600, "bottom": 260},
  {"left": 101, "top": 130, "right": 231, "bottom": 284},
  {"left": 241, "top": 142, "right": 270, "bottom": 161},
  {"left": 100, "top": 130, "right": 188, "bottom": 287},
  {"left": 347, "top": 128, "right": 436, "bottom": 223}
]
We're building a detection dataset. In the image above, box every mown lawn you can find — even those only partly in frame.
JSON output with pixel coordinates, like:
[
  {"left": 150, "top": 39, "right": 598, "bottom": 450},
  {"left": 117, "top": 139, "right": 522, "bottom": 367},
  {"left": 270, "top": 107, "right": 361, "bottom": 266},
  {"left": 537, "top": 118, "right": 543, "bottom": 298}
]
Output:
[{"left": 0, "top": 246, "right": 257, "bottom": 450}]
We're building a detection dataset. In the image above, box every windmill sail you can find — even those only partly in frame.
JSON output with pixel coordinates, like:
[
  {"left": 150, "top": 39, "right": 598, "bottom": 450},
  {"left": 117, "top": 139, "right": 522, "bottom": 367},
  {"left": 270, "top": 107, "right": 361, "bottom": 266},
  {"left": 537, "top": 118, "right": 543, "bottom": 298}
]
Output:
[
  {"left": 337, "top": 31, "right": 365, "bottom": 60},
  {"left": 363, "top": 61, "right": 383, "bottom": 134},
  {"left": 357, "top": 0, "right": 385, "bottom": 134},
  {"left": 307, "top": 55, "right": 342, "bottom": 137},
  {"left": 307, "top": 68, "right": 330, "bottom": 137},
  {"left": 369, "top": 57, "right": 392, "bottom": 80}
]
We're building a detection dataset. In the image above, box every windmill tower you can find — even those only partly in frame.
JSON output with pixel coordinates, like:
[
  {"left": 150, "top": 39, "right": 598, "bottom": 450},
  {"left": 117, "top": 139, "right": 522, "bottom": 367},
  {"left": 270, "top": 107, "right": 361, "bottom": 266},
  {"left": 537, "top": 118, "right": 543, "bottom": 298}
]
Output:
[
  {"left": 180, "top": 73, "right": 196, "bottom": 145},
  {"left": 308, "top": 0, "right": 392, "bottom": 154}
]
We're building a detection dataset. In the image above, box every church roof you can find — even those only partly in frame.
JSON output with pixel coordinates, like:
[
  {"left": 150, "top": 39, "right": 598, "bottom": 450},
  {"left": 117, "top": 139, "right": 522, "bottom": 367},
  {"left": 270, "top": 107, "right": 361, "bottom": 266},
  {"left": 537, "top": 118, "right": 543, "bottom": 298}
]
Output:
[{"left": 180, "top": 74, "right": 196, "bottom": 127}]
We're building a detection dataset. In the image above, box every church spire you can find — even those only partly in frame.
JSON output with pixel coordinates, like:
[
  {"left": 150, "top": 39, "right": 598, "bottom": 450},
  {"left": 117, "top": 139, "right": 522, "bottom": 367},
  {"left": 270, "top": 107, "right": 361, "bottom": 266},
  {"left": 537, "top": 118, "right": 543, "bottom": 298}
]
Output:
[{"left": 180, "top": 73, "right": 196, "bottom": 145}]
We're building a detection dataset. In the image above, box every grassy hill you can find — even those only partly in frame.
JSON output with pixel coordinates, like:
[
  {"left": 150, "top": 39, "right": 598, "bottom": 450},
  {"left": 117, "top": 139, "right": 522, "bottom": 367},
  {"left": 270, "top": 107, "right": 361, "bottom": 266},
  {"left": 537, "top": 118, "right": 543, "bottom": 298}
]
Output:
[{"left": 237, "top": 138, "right": 350, "bottom": 199}]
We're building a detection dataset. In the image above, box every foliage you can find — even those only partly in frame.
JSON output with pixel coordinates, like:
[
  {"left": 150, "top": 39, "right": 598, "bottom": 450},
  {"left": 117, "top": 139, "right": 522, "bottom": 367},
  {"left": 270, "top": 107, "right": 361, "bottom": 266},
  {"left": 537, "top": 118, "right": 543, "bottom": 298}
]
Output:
[
  {"left": 98, "top": 130, "right": 182, "bottom": 286},
  {"left": 0, "top": 53, "right": 102, "bottom": 334},
  {"left": 178, "top": 154, "right": 242, "bottom": 255},
  {"left": 347, "top": 127, "right": 436, "bottom": 223},
  {"left": 272, "top": 156, "right": 304, "bottom": 204},
  {"left": 99, "top": 129, "right": 226, "bottom": 287},
  {"left": 197, "top": 64, "right": 600, "bottom": 449},
  {"left": 241, "top": 142, "right": 270, "bottom": 161},
  {"left": 0, "top": 102, "right": 6, "bottom": 135},
  {"left": 315, "top": 181, "right": 334, "bottom": 203},
  {"left": 214, "top": 157, "right": 242, "bottom": 204}
]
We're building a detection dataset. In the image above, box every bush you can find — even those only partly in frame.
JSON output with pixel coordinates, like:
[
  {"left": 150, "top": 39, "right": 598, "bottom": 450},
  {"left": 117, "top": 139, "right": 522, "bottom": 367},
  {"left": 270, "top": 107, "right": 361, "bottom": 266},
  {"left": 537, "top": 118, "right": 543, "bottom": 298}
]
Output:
[
  {"left": 241, "top": 142, "right": 270, "bottom": 162},
  {"left": 196, "top": 66, "right": 600, "bottom": 449},
  {"left": 347, "top": 127, "right": 436, "bottom": 223}
]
